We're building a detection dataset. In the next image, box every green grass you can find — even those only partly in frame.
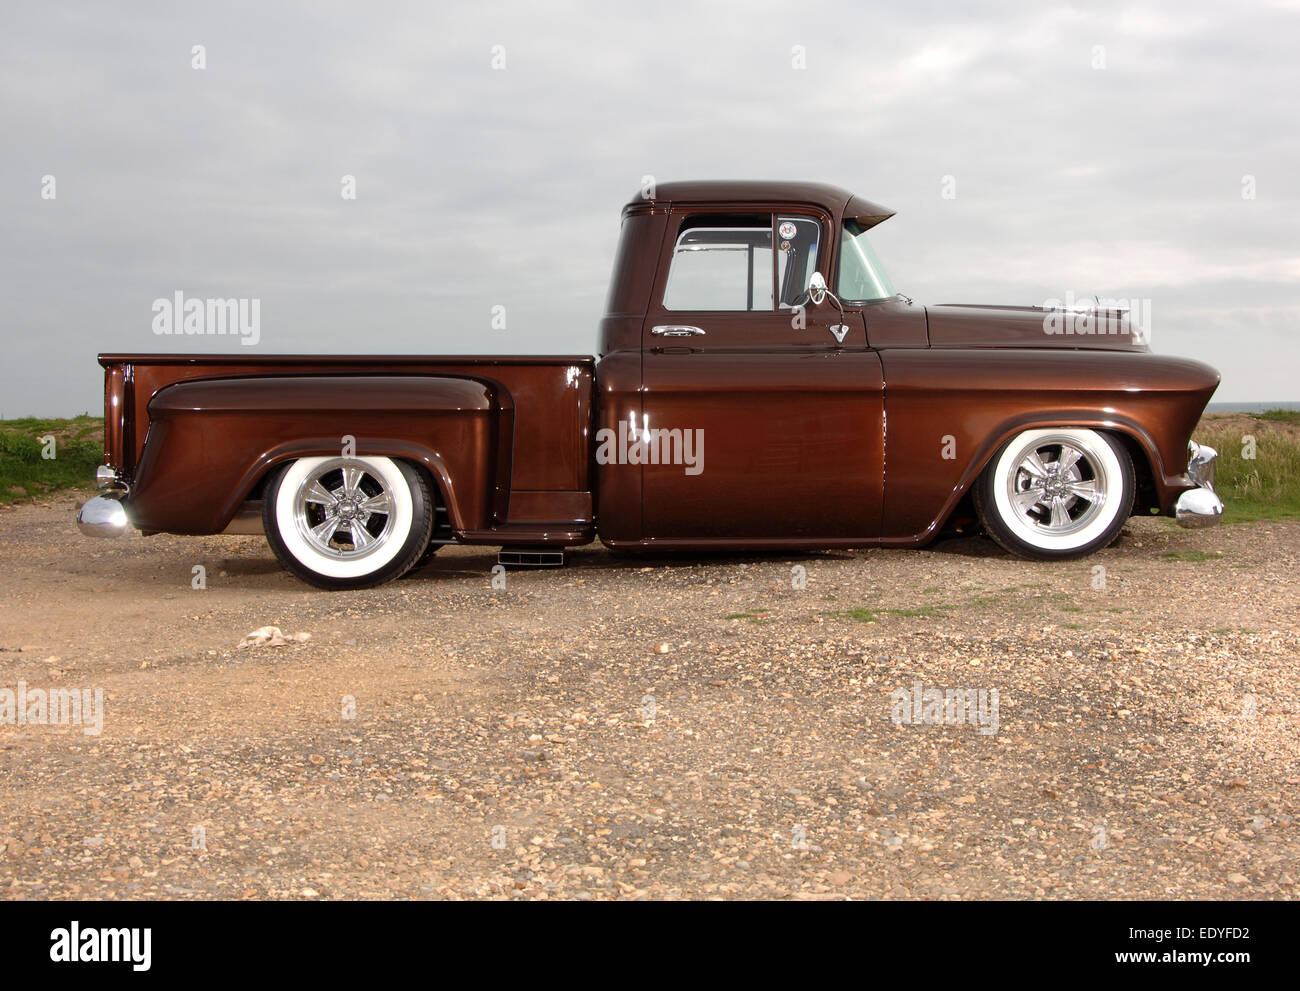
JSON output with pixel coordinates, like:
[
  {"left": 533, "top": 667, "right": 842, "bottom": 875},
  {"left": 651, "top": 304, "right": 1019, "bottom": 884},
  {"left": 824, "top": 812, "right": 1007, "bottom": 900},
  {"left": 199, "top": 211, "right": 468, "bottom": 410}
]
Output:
[
  {"left": 1194, "top": 416, "right": 1300, "bottom": 522},
  {"left": 967, "top": 591, "right": 1015, "bottom": 609},
  {"left": 1160, "top": 550, "right": 1224, "bottom": 562},
  {"left": 725, "top": 610, "right": 771, "bottom": 624},
  {"left": 1256, "top": 408, "right": 1300, "bottom": 424},
  {"left": 830, "top": 605, "right": 948, "bottom": 623},
  {"left": 0, "top": 417, "right": 103, "bottom": 504}
]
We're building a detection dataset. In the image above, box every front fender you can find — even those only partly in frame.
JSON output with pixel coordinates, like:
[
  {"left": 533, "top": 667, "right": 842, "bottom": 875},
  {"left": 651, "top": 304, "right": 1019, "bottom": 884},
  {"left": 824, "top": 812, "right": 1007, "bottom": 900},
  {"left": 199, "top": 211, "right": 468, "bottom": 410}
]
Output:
[
  {"left": 128, "top": 374, "right": 512, "bottom": 534},
  {"left": 878, "top": 348, "right": 1219, "bottom": 542},
  {"left": 912, "top": 410, "right": 1169, "bottom": 544}
]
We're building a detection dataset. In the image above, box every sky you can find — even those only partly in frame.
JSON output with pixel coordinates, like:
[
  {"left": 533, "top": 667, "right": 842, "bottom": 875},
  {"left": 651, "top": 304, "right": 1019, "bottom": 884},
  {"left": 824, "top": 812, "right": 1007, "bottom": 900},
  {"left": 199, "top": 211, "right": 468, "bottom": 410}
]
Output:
[{"left": 2, "top": 0, "right": 1297, "bottom": 415}]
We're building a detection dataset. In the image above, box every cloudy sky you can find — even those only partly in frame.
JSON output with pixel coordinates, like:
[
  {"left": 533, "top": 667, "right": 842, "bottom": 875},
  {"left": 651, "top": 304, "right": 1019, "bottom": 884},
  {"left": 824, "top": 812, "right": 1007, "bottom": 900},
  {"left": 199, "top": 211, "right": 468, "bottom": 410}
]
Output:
[{"left": 2, "top": 0, "right": 1296, "bottom": 415}]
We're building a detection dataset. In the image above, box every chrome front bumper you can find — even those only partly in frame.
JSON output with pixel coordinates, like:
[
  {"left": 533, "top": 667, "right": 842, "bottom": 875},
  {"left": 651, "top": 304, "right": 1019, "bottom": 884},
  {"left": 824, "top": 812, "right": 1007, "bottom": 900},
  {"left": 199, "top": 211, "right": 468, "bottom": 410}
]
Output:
[
  {"left": 76, "top": 466, "right": 131, "bottom": 538},
  {"left": 1174, "top": 442, "right": 1224, "bottom": 528}
]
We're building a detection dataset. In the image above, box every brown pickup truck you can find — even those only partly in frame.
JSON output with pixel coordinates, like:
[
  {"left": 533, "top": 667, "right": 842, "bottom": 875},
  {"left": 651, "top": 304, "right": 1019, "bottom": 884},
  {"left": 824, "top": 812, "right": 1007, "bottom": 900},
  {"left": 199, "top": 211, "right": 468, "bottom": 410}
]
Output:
[{"left": 78, "top": 180, "right": 1223, "bottom": 589}]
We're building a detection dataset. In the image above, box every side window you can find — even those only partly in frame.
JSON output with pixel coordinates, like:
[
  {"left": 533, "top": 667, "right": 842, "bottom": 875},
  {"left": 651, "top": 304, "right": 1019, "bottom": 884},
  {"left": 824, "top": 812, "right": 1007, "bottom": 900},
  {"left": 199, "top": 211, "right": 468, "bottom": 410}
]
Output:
[
  {"left": 775, "top": 216, "right": 821, "bottom": 309},
  {"left": 663, "top": 214, "right": 772, "bottom": 311}
]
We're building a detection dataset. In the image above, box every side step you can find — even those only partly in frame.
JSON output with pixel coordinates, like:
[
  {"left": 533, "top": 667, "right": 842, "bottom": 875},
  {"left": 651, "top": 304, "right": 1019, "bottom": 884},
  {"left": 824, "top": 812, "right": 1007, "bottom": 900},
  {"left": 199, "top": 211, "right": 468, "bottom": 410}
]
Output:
[{"left": 498, "top": 547, "right": 566, "bottom": 568}]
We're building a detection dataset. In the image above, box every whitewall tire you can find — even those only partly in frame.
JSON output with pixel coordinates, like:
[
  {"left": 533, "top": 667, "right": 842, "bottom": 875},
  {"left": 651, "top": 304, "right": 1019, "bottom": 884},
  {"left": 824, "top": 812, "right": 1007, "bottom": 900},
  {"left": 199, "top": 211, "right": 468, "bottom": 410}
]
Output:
[
  {"left": 973, "top": 428, "right": 1134, "bottom": 560},
  {"left": 262, "top": 456, "right": 434, "bottom": 589}
]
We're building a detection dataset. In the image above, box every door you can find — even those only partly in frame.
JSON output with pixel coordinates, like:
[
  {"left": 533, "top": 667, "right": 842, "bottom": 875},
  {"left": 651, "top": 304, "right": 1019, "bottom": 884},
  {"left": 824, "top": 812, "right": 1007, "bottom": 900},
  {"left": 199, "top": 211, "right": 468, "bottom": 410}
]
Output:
[{"left": 639, "top": 207, "right": 885, "bottom": 543}]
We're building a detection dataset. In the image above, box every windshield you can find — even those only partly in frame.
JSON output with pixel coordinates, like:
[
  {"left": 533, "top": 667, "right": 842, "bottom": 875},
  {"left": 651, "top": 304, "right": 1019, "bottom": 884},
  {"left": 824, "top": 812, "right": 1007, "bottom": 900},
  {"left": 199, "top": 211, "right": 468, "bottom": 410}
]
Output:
[{"left": 837, "top": 220, "right": 895, "bottom": 301}]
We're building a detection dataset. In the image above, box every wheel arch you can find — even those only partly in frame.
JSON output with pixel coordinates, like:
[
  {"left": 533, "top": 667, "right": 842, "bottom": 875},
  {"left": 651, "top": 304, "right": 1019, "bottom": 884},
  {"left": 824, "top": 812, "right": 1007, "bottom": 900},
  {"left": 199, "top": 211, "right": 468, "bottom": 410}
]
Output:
[
  {"left": 926, "top": 413, "right": 1169, "bottom": 538},
  {"left": 236, "top": 440, "right": 459, "bottom": 524}
]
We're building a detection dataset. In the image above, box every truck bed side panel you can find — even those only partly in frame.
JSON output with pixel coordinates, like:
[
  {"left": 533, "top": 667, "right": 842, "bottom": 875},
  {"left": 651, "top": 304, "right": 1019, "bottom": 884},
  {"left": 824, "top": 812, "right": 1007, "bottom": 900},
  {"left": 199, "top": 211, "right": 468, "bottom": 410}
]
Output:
[{"left": 100, "top": 354, "right": 595, "bottom": 533}]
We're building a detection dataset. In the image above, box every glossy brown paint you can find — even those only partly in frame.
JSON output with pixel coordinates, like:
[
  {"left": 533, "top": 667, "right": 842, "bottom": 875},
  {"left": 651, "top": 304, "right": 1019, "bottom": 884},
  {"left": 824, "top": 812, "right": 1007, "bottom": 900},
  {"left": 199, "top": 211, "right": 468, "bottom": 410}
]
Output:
[
  {"left": 877, "top": 349, "right": 1219, "bottom": 543},
  {"left": 926, "top": 303, "right": 1147, "bottom": 352},
  {"left": 92, "top": 180, "right": 1220, "bottom": 556},
  {"left": 103, "top": 355, "right": 596, "bottom": 541},
  {"left": 592, "top": 181, "right": 1216, "bottom": 549},
  {"left": 137, "top": 375, "right": 499, "bottom": 534},
  {"left": 102, "top": 363, "right": 130, "bottom": 472},
  {"left": 631, "top": 200, "right": 885, "bottom": 544}
]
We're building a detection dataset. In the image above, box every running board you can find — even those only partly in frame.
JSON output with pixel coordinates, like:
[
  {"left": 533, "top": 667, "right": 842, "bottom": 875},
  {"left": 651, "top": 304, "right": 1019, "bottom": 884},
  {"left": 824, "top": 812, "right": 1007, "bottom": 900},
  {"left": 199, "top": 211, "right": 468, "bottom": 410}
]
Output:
[{"left": 498, "top": 547, "right": 566, "bottom": 568}]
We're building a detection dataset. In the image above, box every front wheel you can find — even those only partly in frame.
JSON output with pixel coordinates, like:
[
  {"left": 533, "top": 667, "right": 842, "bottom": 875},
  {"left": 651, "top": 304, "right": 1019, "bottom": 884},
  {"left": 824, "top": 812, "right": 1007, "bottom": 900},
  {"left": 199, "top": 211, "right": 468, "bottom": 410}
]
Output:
[
  {"left": 973, "top": 428, "right": 1134, "bottom": 560},
  {"left": 262, "top": 456, "right": 434, "bottom": 589}
]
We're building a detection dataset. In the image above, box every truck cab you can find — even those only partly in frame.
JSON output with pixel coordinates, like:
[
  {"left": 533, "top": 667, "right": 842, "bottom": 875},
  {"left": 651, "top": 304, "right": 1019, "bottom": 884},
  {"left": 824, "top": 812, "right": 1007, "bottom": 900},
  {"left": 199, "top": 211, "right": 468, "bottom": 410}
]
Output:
[{"left": 595, "top": 181, "right": 925, "bottom": 547}]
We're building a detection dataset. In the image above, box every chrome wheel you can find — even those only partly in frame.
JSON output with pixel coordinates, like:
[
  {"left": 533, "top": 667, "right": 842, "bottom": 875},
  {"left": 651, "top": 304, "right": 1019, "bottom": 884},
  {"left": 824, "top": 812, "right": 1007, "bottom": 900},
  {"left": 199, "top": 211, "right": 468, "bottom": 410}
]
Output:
[
  {"left": 1006, "top": 435, "right": 1109, "bottom": 537},
  {"left": 265, "top": 455, "right": 434, "bottom": 589},
  {"left": 975, "top": 427, "right": 1134, "bottom": 559},
  {"left": 293, "top": 459, "right": 396, "bottom": 559}
]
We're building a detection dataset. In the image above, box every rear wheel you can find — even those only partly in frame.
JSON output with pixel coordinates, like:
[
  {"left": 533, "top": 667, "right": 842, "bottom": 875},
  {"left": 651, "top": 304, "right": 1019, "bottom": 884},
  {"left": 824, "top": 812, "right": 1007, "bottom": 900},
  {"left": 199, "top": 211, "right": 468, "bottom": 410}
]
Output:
[
  {"left": 973, "top": 428, "right": 1133, "bottom": 560},
  {"left": 262, "top": 456, "right": 434, "bottom": 589}
]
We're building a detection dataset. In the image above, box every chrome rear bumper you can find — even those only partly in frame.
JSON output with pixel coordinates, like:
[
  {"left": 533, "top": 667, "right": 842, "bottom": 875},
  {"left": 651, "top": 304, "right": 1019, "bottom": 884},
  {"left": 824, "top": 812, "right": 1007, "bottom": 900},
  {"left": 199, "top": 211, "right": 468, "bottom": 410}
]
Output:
[
  {"left": 77, "top": 495, "right": 129, "bottom": 537},
  {"left": 76, "top": 466, "right": 131, "bottom": 538},
  {"left": 1174, "top": 442, "right": 1224, "bottom": 528}
]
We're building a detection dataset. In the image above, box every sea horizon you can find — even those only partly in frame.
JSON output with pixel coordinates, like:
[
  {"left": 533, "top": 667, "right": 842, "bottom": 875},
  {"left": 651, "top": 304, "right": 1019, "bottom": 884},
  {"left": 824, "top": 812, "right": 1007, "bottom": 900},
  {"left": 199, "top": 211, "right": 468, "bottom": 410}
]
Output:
[{"left": 1205, "top": 401, "right": 1300, "bottom": 414}]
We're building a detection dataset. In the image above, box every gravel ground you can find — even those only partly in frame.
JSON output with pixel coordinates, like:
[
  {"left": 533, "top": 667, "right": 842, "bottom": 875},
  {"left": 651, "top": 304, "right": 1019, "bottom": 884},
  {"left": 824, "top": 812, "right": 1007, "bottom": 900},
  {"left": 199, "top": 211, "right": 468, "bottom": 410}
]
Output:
[{"left": 0, "top": 496, "right": 1296, "bottom": 900}]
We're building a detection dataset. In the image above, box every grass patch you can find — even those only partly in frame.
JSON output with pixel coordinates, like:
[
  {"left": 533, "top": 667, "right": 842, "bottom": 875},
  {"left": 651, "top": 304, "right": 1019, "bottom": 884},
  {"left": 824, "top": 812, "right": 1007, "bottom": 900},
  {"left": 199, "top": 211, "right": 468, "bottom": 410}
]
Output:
[
  {"left": 1194, "top": 416, "right": 1300, "bottom": 522},
  {"left": 1159, "top": 550, "right": 1223, "bottom": 562},
  {"left": 0, "top": 417, "right": 103, "bottom": 504},
  {"left": 830, "top": 605, "right": 948, "bottom": 623},
  {"left": 725, "top": 610, "right": 771, "bottom": 624},
  {"left": 967, "top": 591, "right": 1016, "bottom": 609},
  {"left": 832, "top": 607, "right": 881, "bottom": 623},
  {"left": 1257, "top": 408, "right": 1300, "bottom": 424}
]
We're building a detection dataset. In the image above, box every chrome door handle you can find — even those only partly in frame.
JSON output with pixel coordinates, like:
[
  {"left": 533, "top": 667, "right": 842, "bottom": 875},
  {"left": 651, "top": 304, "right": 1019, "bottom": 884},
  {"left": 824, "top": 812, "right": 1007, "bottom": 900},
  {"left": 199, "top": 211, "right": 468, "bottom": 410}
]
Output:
[{"left": 651, "top": 325, "right": 706, "bottom": 337}]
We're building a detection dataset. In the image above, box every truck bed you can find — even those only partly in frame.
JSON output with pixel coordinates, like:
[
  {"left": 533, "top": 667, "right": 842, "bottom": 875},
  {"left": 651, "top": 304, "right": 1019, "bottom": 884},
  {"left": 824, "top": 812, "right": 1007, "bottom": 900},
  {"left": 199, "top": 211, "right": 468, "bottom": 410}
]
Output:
[{"left": 98, "top": 353, "right": 597, "bottom": 539}]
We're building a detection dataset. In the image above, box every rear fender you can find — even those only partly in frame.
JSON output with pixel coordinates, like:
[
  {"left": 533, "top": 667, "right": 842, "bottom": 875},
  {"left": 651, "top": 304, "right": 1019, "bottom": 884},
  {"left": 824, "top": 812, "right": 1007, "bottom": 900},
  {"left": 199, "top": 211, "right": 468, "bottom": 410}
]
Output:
[{"left": 129, "top": 375, "right": 512, "bottom": 535}]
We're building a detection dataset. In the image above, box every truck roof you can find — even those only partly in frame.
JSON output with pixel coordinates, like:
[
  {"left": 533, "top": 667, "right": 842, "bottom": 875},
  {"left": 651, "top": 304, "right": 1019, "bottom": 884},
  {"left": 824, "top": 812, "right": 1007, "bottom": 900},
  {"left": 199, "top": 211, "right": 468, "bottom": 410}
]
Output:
[{"left": 625, "top": 180, "right": 894, "bottom": 229}]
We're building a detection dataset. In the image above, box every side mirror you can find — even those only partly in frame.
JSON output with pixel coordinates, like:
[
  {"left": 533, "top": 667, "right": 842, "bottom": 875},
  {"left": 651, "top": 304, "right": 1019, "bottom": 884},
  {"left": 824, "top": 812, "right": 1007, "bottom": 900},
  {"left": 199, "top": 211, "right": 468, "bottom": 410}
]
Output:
[
  {"left": 808, "top": 272, "right": 828, "bottom": 305},
  {"left": 804, "top": 271, "right": 851, "bottom": 344}
]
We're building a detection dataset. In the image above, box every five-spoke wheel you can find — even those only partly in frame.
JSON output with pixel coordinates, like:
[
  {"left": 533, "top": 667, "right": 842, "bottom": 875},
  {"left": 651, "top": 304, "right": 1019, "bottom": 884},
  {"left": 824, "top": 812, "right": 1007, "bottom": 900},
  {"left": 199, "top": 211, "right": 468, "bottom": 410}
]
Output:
[
  {"left": 974, "top": 428, "right": 1133, "bottom": 559},
  {"left": 263, "top": 456, "right": 434, "bottom": 589}
]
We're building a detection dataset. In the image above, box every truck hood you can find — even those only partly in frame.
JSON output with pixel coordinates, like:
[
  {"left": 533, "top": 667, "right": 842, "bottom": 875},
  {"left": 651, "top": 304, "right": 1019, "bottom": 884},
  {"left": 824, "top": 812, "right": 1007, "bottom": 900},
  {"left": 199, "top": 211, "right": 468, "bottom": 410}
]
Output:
[{"left": 926, "top": 303, "right": 1149, "bottom": 352}]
